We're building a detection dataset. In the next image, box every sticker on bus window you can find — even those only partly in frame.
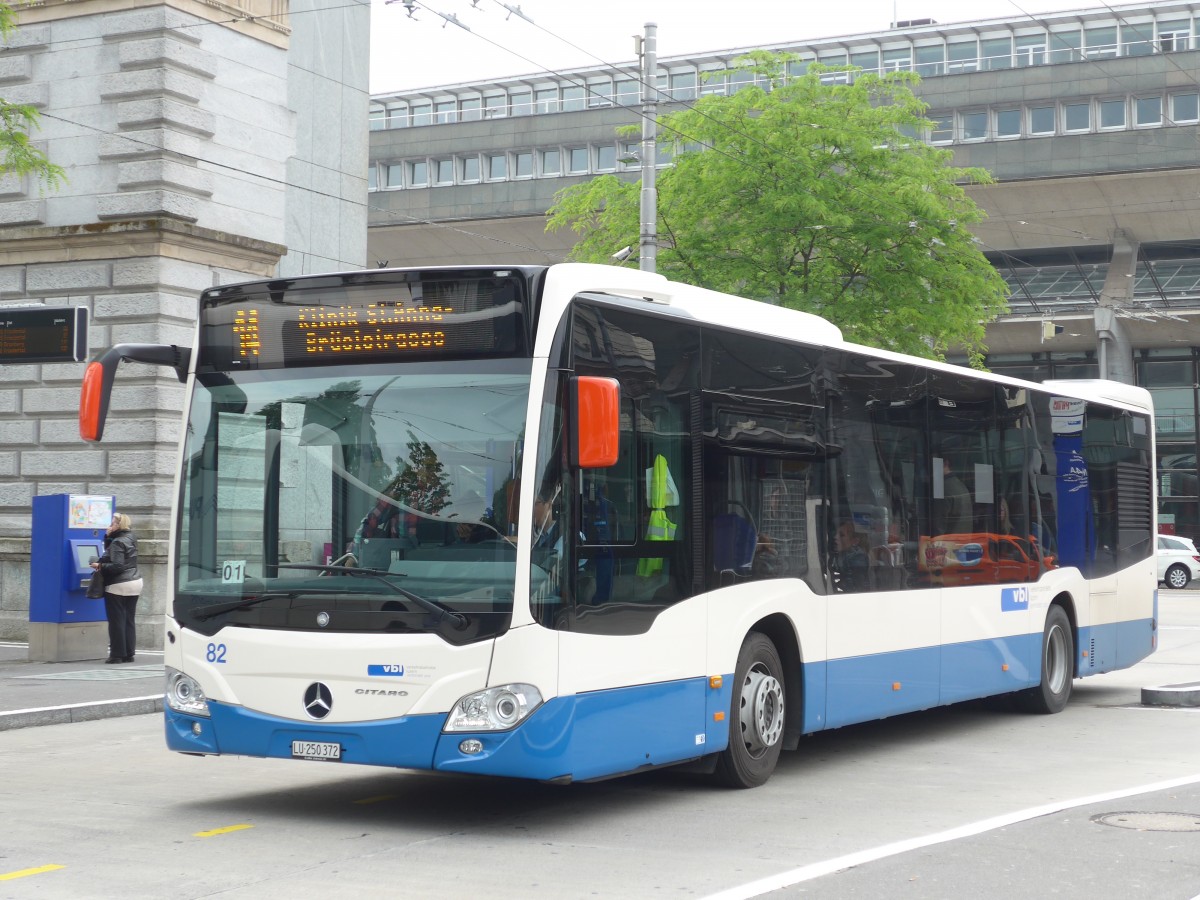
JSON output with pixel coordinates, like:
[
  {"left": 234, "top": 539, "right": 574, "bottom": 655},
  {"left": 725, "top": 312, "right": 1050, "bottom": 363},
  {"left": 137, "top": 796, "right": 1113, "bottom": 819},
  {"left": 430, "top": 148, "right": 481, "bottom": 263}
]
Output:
[{"left": 221, "top": 560, "right": 247, "bottom": 584}]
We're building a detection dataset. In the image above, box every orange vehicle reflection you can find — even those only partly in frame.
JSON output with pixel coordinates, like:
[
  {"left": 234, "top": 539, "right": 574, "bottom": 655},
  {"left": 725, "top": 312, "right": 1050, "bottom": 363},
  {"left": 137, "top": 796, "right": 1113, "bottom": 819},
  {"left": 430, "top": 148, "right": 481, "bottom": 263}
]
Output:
[{"left": 917, "top": 532, "right": 1056, "bottom": 586}]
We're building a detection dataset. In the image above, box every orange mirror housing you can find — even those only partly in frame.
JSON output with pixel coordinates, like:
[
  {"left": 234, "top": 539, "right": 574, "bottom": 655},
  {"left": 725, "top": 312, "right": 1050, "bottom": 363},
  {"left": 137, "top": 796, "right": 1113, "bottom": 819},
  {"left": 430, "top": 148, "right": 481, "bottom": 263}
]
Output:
[{"left": 572, "top": 375, "right": 620, "bottom": 468}]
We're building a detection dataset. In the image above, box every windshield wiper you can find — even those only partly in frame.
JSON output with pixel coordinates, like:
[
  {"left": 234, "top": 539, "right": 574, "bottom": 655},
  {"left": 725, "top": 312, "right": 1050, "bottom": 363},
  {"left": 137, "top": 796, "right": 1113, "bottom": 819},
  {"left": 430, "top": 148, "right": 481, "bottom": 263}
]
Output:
[{"left": 277, "top": 563, "right": 469, "bottom": 629}]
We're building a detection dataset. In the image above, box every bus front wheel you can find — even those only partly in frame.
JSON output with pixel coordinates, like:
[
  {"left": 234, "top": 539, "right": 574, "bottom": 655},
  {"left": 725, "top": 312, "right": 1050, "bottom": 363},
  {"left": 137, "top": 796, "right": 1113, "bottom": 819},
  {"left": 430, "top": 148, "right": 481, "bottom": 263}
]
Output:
[
  {"left": 1019, "top": 605, "right": 1074, "bottom": 714},
  {"left": 715, "top": 632, "right": 785, "bottom": 789}
]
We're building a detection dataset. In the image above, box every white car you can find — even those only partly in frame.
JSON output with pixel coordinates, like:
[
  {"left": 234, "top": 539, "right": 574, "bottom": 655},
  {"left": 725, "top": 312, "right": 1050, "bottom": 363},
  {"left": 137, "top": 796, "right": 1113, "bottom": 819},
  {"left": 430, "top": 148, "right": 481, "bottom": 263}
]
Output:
[{"left": 1158, "top": 534, "right": 1200, "bottom": 590}]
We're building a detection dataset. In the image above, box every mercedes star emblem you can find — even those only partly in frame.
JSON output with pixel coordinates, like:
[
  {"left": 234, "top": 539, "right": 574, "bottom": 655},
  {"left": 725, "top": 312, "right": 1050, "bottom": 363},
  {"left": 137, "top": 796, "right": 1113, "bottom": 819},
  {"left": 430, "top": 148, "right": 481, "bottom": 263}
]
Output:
[{"left": 303, "top": 682, "right": 333, "bottom": 719}]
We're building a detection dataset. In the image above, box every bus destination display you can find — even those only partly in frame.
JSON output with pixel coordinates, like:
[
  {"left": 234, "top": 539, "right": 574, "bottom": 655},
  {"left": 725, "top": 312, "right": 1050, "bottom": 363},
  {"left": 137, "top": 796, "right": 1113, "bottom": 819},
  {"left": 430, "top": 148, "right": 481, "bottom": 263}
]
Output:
[
  {"left": 200, "top": 275, "right": 526, "bottom": 370},
  {"left": 0, "top": 307, "right": 88, "bottom": 364}
]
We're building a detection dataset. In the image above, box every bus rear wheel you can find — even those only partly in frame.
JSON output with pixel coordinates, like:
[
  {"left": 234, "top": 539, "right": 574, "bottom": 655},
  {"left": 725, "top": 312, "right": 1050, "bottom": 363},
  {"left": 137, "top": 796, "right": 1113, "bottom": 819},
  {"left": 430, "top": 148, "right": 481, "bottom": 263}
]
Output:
[
  {"left": 1019, "top": 605, "right": 1073, "bottom": 714},
  {"left": 714, "top": 632, "right": 785, "bottom": 789}
]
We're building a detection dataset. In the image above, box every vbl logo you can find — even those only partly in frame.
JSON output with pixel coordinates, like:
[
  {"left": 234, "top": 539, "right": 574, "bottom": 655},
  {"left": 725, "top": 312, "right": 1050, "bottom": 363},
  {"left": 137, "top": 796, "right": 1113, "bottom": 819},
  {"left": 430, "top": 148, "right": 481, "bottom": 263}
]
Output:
[{"left": 1002, "top": 587, "right": 1029, "bottom": 612}]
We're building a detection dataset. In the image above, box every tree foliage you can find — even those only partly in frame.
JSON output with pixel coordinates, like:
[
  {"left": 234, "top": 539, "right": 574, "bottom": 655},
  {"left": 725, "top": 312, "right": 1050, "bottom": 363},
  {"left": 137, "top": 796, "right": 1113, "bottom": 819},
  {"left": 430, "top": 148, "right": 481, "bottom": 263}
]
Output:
[
  {"left": 0, "top": 4, "right": 65, "bottom": 189},
  {"left": 547, "top": 53, "right": 1009, "bottom": 363}
]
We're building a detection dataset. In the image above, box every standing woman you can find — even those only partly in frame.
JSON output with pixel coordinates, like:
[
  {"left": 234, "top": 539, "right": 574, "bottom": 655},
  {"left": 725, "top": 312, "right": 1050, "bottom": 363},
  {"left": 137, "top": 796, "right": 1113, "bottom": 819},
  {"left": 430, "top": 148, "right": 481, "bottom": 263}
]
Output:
[{"left": 91, "top": 512, "right": 143, "bottom": 664}]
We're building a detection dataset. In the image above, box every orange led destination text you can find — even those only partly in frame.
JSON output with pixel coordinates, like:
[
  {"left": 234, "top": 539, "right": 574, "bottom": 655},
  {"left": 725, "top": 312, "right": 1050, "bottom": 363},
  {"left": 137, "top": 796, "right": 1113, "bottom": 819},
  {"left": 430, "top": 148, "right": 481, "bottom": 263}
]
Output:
[{"left": 297, "top": 304, "right": 453, "bottom": 354}]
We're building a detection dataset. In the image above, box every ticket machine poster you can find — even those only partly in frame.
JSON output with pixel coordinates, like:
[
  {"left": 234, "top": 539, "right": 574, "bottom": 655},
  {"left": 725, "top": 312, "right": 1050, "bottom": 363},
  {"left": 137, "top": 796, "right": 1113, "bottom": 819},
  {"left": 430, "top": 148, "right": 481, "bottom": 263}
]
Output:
[{"left": 68, "top": 494, "right": 113, "bottom": 529}]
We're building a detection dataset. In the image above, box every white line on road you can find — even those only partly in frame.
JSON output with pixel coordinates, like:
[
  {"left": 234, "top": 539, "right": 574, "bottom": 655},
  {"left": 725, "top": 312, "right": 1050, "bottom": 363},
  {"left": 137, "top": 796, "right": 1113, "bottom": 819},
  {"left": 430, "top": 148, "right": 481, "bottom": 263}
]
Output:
[{"left": 701, "top": 772, "right": 1200, "bottom": 900}]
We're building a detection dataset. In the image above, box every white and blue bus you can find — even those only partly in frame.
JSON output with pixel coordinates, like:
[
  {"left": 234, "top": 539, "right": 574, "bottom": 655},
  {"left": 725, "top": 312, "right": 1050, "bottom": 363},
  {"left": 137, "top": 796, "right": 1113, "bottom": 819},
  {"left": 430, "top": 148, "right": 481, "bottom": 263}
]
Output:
[{"left": 80, "top": 263, "right": 1157, "bottom": 788}]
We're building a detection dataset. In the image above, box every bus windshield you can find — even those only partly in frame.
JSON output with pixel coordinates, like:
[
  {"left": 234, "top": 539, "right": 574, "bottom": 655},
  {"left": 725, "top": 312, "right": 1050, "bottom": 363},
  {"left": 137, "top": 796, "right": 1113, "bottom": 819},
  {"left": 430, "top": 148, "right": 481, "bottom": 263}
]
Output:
[{"left": 175, "top": 360, "right": 531, "bottom": 642}]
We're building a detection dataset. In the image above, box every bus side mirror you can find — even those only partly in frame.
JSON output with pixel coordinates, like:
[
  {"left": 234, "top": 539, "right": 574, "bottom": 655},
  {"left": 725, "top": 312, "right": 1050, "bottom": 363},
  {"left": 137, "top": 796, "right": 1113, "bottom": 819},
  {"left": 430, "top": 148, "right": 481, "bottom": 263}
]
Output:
[
  {"left": 571, "top": 375, "right": 620, "bottom": 468},
  {"left": 79, "top": 343, "right": 191, "bottom": 442}
]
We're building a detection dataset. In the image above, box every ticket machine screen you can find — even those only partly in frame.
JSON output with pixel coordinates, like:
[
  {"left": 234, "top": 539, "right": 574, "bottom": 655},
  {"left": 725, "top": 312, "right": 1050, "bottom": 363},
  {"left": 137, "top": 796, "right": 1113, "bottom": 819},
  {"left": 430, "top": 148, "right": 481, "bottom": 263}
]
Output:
[{"left": 73, "top": 542, "right": 102, "bottom": 568}]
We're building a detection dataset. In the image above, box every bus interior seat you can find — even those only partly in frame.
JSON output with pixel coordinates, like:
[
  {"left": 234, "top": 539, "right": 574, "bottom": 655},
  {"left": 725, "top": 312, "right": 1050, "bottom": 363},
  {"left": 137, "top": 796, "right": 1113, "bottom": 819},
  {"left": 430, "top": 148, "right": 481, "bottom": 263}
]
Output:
[{"left": 713, "top": 513, "right": 757, "bottom": 577}]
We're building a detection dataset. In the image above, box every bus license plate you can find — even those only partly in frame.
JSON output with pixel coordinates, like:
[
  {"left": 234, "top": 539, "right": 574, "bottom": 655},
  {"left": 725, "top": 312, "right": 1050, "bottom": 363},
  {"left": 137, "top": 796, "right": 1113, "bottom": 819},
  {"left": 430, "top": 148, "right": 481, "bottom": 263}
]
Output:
[{"left": 292, "top": 740, "right": 341, "bottom": 761}]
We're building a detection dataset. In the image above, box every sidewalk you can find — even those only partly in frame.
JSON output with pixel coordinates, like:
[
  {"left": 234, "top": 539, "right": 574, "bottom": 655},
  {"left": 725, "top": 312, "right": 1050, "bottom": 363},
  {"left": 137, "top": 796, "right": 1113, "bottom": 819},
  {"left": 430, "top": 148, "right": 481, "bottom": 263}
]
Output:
[{"left": 0, "top": 642, "right": 163, "bottom": 731}]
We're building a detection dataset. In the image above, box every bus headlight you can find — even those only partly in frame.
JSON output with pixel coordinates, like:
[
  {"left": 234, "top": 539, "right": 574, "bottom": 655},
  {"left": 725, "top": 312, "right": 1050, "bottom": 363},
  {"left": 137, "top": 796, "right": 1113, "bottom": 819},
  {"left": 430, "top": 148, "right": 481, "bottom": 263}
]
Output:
[
  {"left": 443, "top": 683, "right": 542, "bottom": 732},
  {"left": 166, "top": 667, "right": 210, "bottom": 717}
]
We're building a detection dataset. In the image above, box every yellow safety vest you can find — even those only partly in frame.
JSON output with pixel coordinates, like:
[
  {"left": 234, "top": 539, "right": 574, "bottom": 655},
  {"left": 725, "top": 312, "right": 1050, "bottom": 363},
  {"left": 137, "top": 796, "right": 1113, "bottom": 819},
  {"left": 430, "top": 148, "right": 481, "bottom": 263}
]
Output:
[{"left": 638, "top": 454, "right": 676, "bottom": 576}]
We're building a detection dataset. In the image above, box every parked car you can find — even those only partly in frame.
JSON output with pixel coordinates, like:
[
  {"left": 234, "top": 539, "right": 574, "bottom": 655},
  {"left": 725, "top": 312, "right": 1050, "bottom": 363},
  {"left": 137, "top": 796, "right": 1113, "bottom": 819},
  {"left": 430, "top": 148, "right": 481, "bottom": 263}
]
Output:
[{"left": 1158, "top": 534, "right": 1200, "bottom": 589}]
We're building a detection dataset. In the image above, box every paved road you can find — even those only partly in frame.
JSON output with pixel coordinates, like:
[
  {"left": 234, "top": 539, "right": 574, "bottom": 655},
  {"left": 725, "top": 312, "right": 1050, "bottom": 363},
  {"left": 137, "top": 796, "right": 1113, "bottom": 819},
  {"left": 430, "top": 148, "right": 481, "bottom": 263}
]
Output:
[{"left": 0, "top": 594, "right": 1198, "bottom": 898}]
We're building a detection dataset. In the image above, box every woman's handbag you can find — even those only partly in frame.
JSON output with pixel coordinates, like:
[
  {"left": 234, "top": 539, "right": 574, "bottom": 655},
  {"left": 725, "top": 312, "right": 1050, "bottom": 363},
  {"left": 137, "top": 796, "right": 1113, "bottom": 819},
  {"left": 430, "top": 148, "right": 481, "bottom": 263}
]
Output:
[{"left": 85, "top": 570, "right": 105, "bottom": 599}]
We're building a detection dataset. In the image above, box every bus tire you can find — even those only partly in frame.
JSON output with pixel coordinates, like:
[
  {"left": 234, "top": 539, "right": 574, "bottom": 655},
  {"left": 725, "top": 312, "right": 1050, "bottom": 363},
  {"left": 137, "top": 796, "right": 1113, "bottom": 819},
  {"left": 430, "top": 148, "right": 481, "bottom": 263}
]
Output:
[
  {"left": 714, "top": 632, "right": 785, "bottom": 789},
  {"left": 1019, "top": 605, "right": 1073, "bottom": 714}
]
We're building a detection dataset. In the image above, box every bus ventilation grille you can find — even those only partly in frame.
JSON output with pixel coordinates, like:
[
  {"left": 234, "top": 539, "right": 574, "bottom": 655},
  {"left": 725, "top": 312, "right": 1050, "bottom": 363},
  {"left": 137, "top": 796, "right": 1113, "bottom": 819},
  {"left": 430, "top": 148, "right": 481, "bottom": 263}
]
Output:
[{"left": 1089, "top": 637, "right": 1096, "bottom": 669}]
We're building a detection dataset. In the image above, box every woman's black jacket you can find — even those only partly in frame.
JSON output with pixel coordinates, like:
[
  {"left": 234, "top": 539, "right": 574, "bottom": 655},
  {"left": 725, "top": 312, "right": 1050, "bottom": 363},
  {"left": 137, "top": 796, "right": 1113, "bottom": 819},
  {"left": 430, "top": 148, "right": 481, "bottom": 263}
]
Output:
[{"left": 99, "top": 529, "right": 140, "bottom": 586}]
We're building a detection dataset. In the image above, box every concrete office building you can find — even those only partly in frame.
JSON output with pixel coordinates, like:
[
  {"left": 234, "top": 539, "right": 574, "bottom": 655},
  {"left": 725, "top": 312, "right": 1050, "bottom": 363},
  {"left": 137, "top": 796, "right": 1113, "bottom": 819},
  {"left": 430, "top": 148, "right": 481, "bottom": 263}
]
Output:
[
  {"left": 367, "top": 1, "right": 1200, "bottom": 541},
  {"left": 0, "top": 0, "right": 369, "bottom": 645}
]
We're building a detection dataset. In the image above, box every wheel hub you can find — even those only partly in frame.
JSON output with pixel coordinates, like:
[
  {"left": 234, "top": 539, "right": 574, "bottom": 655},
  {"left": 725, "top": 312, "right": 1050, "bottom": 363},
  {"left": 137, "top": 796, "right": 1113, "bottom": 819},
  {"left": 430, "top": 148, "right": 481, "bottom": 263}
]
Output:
[{"left": 740, "top": 665, "right": 784, "bottom": 756}]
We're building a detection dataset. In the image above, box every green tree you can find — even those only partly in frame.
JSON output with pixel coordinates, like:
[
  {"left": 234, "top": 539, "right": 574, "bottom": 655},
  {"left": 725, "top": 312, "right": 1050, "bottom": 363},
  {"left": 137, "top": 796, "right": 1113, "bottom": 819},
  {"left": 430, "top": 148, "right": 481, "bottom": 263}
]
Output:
[
  {"left": 547, "top": 53, "right": 1008, "bottom": 364},
  {"left": 0, "top": 5, "right": 65, "bottom": 188},
  {"left": 389, "top": 431, "right": 450, "bottom": 515}
]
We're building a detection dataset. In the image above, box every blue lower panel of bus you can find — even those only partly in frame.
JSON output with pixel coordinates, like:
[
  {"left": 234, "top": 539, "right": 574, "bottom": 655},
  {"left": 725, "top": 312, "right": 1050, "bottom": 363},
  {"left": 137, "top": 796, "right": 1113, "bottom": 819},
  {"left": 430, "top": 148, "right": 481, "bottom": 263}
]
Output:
[
  {"left": 434, "top": 676, "right": 729, "bottom": 782},
  {"left": 165, "top": 676, "right": 732, "bottom": 783},
  {"left": 165, "top": 702, "right": 448, "bottom": 768}
]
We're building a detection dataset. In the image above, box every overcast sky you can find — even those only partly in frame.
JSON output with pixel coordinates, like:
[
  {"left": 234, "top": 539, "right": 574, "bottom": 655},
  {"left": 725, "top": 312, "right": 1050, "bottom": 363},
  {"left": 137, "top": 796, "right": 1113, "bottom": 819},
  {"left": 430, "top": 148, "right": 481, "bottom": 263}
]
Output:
[{"left": 369, "top": 0, "right": 1102, "bottom": 93}]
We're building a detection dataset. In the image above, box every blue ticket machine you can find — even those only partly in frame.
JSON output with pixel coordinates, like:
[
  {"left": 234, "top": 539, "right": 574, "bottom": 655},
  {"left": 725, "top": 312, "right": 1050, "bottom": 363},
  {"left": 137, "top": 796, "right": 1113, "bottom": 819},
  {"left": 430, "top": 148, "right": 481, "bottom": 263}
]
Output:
[{"left": 28, "top": 494, "right": 115, "bottom": 661}]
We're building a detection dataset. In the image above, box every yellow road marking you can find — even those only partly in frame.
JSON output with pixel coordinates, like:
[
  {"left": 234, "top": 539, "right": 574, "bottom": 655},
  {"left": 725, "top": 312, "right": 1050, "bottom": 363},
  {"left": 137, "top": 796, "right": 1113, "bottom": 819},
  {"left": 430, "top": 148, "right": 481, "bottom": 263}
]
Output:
[
  {"left": 0, "top": 865, "right": 65, "bottom": 881},
  {"left": 353, "top": 794, "right": 395, "bottom": 805},
  {"left": 194, "top": 824, "right": 255, "bottom": 838}
]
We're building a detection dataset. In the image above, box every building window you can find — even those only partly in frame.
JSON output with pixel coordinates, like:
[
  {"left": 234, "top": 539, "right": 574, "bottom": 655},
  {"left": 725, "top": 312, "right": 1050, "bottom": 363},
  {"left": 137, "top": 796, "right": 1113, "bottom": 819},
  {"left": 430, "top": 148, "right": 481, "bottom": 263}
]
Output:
[
  {"left": 700, "top": 69, "right": 727, "bottom": 95},
  {"left": 882, "top": 48, "right": 911, "bottom": 72},
  {"left": 981, "top": 37, "right": 1012, "bottom": 70},
  {"left": 596, "top": 144, "right": 616, "bottom": 171},
  {"left": 961, "top": 110, "right": 987, "bottom": 140},
  {"left": 1121, "top": 22, "right": 1154, "bottom": 56},
  {"left": 367, "top": 166, "right": 377, "bottom": 190},
  {"left": 409, "top": 160, "right": 428, "bottom": 187},
  {"left": 996, "top": 108, "right": 1021, "bottom": 137},
  {"left": 411, "top": 103, "right": 432, "bottom": 127},
  {"left": 1015, "top": 34, "right": 1047, "bottom": 66},
  {"left": 1084, "top": 25, "right": 1118, "bottom": 58},
  {"left": 1135, "top": 96, "right": 1162, "bottom": 126},
  {"left": 1159, "top": 22, "right": 1191, "bottom": 52},
  {"left": 587, "top": 79, "right": 613, "bottom": 107},
  {"left": 929, "top": 114, "right": 952, "bottom": 143},
  {"left": 850, "top": 50, "right": 880, "bottom": 74},
  {"left": 487, "top": 154, "right": 507, "bottom": 180},
  {"left": 369, "top": 108, "right": 386, "bottom": 131},
  {"left": 541, "top": 149, "right": 560, "bottom": 175},
  {"left": 567, "top": 147, "right": 589, "bottom": 173},
  {"left": 670, "top": 71, "right": 698, "bottom": 100},
  {"left": 616, "top": 79, "right": 639, "bottom": 105},
  {"left": 817, "top": 54, "right": 849, "bottom": 83},
  {"left": 620, "top": 142, "right": 640, "bottom": 168},
  {"left": 1099, "top": 98, "right": 1126, "bottom": 129},
  {"left": 461, "top": 155, "right": 480, "bottom": 182},
  {"left": 460, "top": 97, "right": 482, "bottom": 122},
  {"left": 510, "top": 91, "right": 533, "bottom": 116},
  {"left": 1050, "top": 28, "right": 1082, "bottom": 64},
  {"left": 562, "top": 86, "right": 585, "bottom": 111},
  {"left": 514, "top": 151, "right": 533, "bottom": 178},
  {"left": 434, "top": 100, "right": 456, "bottom": 124},
  {"left": 946, "top": 40, "right": 978, "bottom": 73},
  {"left": 1029, "top": 105, "right": 1055, "bottom": 134},
  {"left": 484, "top": 94, "right": 507, "bottom": 118},
  {"left": 386, "top": 105, "right": 408, "bottom": 129},
  {"left": 1171, "top": 92, "right": 1200, "bottom": 123},
  {"left": 535, "top": 88, "right": 558, "bottom": 114},
  {"left": 915, "top": 44, "right": 944, "bottom": 76},
  {"left": 1063, "top": 102, "right": 1091, "bottom": 132},
  {"left": 434, "top": 159, "right": 454, "bottom": 184},
  {"left": 386, "top": 164, "right": 404, "bottom": 188}
]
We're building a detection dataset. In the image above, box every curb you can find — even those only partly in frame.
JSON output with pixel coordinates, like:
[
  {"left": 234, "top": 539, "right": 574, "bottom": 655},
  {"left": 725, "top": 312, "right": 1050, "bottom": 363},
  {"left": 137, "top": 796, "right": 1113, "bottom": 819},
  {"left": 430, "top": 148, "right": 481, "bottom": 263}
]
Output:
[
  {"left": 1141, "top": 682, "right": 1200, "bottom": 708},
  {"left": 0, "top": 695, "right": 163, "bottom": 732}
]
